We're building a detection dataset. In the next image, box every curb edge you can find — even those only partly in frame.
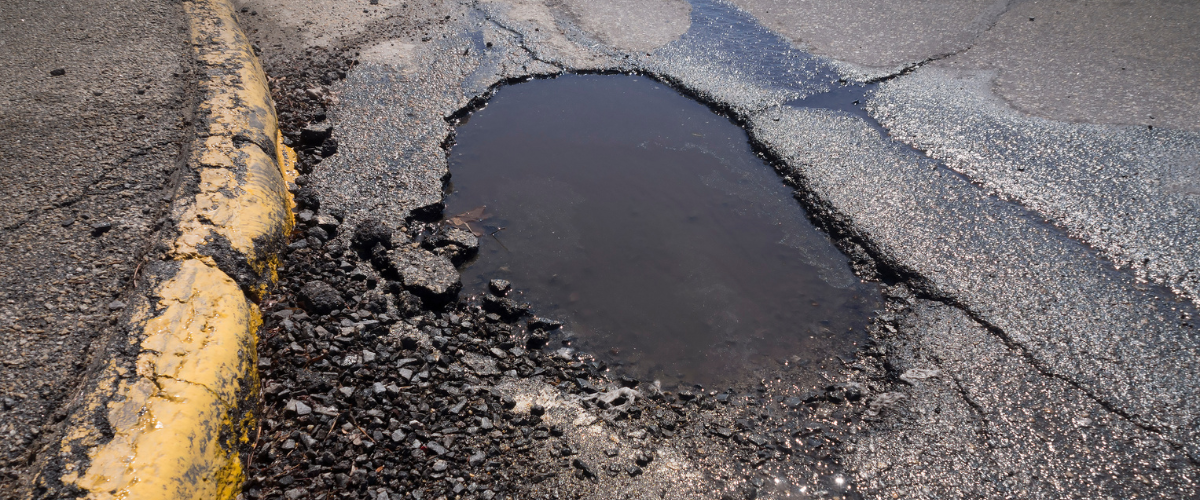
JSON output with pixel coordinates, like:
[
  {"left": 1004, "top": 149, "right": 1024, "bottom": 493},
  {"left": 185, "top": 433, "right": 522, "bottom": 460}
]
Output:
[{"left": 36, "top": 1, "right": 293, "bottom": 498}]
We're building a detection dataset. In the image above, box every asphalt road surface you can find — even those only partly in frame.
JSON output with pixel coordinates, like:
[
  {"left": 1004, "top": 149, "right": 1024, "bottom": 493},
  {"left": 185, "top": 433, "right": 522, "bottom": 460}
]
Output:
[
  {"left": 229, "top": 0, "right": 1199, "bottom": 496},
  {"left": 2, "top": 0, "right": 1197, "bottom": 498},
  {"left": 0, "top": 0, "right": 192, "bottom": 494}
]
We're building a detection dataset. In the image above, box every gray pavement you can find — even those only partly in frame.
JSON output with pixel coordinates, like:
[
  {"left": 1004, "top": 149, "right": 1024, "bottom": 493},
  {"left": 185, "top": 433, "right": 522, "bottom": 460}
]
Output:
[
  {"left": 233, "top": 0, "right": 1200, "bottom": 497},
  {"left": 0, "top": 0, "right": 191, "bottom": 494},
  {"left": 750, "top": 104, "right": 1200, "bottom": 496},
  {"left": 731, "top": 0, "right": 1200, "bottom": 131},
  {"left": 869, "top": 67, "right": 1200, "bottom": 309},
  {"left": 730, "top": 0, "right": 1007, "bottom": 71},
  {"left": 3, "top": 0, "right": 1193, "bottom": 497}
]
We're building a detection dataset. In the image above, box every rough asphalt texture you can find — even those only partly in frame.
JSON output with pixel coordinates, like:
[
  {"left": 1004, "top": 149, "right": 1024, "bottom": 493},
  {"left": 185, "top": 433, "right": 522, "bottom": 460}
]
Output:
[
  {"left": 732, "top": 0, "right": 1200, "bottom": 131},
  {"left": 0, "top": 0, "right": 1191, "bottom": 497},
  {"left": 245, "top": 215, "right": 870, "bottom": 500},
  {"left": 232, "top": 0, "right": 1200, "bottom": 498},
  {"left": 0, "top": 0, "right": 190, "bottom": 494}
]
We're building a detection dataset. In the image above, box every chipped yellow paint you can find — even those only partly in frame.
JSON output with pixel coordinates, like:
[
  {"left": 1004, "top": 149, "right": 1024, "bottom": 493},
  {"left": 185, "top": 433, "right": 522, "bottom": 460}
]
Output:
[
  {"left": 51, "top": 0, "right": 290, "bottom": 498},
  {"left": 277, "top": 130, "right": 299, "bottom": 186},
  {"left": 68, "top": 260, "right": 259, "bottom": 500},
  {"left": 170, "top": 0, "right": 295, "bottom": 282},
  {"left": 173, "top": 134, "right": 293, "bottom": 278},
  {"left": 59, "top": 361, "right": 120, "bottom": 456}
]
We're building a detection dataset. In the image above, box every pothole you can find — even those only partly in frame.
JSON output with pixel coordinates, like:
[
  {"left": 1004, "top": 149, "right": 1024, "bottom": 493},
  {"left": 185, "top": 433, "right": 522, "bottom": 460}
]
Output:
[{"left": 443, "top": 74, "right": 881, "bottom": 389}]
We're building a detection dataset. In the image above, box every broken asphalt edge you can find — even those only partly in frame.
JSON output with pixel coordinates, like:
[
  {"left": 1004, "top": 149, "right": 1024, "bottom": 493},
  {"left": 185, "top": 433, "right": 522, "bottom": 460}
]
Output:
[{"left": 30, "top": 1, "right": 297, "bottom": 498}]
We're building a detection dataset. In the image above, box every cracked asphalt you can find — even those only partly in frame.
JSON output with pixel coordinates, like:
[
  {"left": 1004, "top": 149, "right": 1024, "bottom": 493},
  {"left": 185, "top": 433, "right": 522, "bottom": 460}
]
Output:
[
  {"left": 1, "top": 0, "right": 1195, "bottom": 498},
  {"left": 0, "top": 0, "right": 191, "bottom": 494},
  {"left": 233, "top": 0, "right": 1199, "bottom": 497}
]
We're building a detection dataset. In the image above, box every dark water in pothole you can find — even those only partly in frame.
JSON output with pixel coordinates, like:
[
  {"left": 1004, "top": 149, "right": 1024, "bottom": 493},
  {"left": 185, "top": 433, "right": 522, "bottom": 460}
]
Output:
[{"left": 443, "top": 74, "right": 880, "bottom": 387}]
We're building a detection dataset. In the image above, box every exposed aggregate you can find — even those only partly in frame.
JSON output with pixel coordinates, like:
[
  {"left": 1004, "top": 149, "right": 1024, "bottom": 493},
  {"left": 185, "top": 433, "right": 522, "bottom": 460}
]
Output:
[{"left": 243, "top": 211, "right": 885, "bottom": 500}]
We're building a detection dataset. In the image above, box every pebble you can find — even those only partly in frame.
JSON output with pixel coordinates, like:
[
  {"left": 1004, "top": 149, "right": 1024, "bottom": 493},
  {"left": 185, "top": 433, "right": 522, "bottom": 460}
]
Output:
[
  {"left": 488, "top": 279, "right": 511, "bottom": 295},
  {"left": 90, "top": 222, "right": 113, "bottom": 236},
  {"left": 285, "top": 399, "right": 312, "bottom": 416}
]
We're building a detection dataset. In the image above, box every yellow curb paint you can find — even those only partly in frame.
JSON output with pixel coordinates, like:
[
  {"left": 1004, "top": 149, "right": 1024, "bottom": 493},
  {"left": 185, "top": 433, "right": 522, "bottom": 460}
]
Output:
[
  {"left": 50, "top": 0, "right": 293, "bottom": 498},
  {"left": 174, "top": 135, "right": 293, "bottom": 284},
  {"left": 172, "top": 0, "right": 295, "bottom": 286},
  {"left": 67, "top": 261, "right": 260, "bottom": 500}
]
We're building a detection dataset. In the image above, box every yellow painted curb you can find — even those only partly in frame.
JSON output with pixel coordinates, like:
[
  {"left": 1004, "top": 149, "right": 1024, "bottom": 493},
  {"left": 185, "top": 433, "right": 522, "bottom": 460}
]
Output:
[
  {"left": 44, "top": 0, "right": 295, "bottom": 498},
  {"left": 64, "top": 261, "right": 260, "bottom": 500}
]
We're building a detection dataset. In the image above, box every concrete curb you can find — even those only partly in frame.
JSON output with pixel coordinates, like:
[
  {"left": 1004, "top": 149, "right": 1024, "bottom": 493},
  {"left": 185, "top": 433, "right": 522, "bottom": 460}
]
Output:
[{"left": 33, "top": 1, "right": 294, "bottom": 498}]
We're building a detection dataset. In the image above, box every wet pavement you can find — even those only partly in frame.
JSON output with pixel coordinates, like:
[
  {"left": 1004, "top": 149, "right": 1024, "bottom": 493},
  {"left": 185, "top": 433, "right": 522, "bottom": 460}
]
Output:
[
  {"left": 231, "top": 0, "right": 1200, "bottom": 498},
  {"left": 445, "top": 74, "right": 878, "bottom": 388}
]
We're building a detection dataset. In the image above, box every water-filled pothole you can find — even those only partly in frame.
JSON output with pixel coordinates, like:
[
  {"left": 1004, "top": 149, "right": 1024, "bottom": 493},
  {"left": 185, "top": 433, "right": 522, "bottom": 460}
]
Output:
[{"left": 444, "top": 74, "right": 880, "bottom": 387}]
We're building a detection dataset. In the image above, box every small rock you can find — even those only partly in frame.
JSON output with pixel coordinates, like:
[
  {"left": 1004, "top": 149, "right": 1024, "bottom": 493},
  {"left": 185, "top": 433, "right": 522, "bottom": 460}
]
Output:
[
  {"left": 469, "top": 450, "right": 486, "bottom": 466},
  {"left": 571, "top": 458, "right": 596, "bottom": 480},
  {"left": 315, "top": 214, "right": 341, "bottom": 233},
  {"left": 844, "top": 382, "right": 864, "bottom": 401},
  {"left": 626, "top": 465, "right": 643, "bottom": 477},
  {"left": 527, "top": 316, "right": 561, "bottom": 331},
  {"left": 107, "top": 300, "right": 126, "bottom": 311},
  {"left": 425, "top": 441, "right": 447, "bottom": 455},
  {"left": 90, "top": 222, "right": 113, "bottom": 236},
  {"left": 50, "top": 68, "right": 66, "bottom": 77},
  {"left": 634, "top": 450, "right": 653, "bottom": 466},
  {"left": 293, "top": 187, "right": 320, "bottom": 211},
  {"left": 299, "top": 123, "right": 333, "bottom": 146},
  {"left": 306, "top": 226, "right": 329, "bottom": 241},
  {"left": 432, "top": 460, "right": 448, "bottom": 472},
  {"left": 351, "top": 219, "right": 392, "bottom": 250},
  {"left": 388, "top": 248, "right": 461, "bottom": 304},
  {"left": 427, "top": 226, "right": 478, "bottom": 263},
  {"left": 299, "top": 280, "right": 345, "bottom": 315},
  {"left": 526, "top": 332, "right": 549, "bottom": 349},
  {"left": 488, "top": 279, "right": 511, "bottom": 296},
  {"left": 825, "top": 385, "right": 848, "bottom": 403},
  {"left": 286, "top": 399, "right": 312, "bottom": 416},
  {"left": 320, "top": 138, "right": 339, "bottom": 157},
  {"left": 575, "top": 378, "right": 597, "bottom": 393},
  {"left": 482, "top": 294, "right": 529, "bottom": 320}
]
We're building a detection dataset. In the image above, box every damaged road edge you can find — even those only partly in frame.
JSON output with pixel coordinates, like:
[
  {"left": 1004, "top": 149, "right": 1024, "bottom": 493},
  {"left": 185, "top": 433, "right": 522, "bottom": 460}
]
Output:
[{"left": 30, "top": 1, "right": 296, "bottom": 498}]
